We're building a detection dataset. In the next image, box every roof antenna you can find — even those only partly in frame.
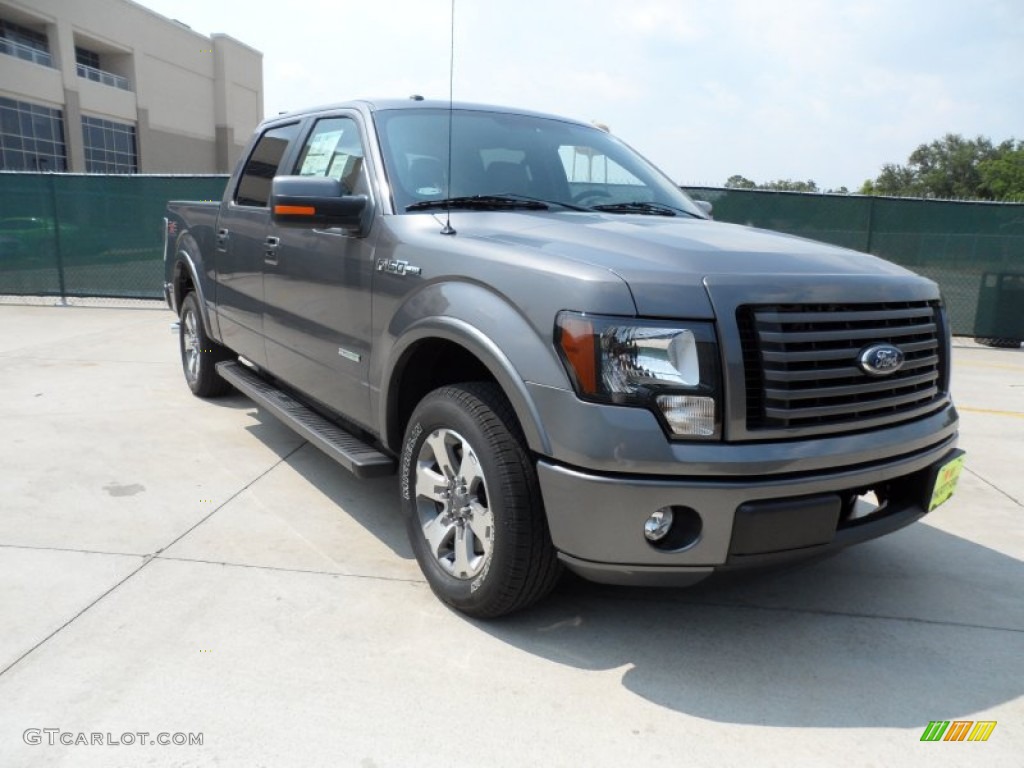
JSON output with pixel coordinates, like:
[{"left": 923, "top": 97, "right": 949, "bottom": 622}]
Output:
[{"left": 440, "top": 0, "right": 457, "bottom": 236}]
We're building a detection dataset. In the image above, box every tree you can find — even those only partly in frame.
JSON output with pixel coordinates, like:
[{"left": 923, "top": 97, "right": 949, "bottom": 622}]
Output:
[
  {"left": 979, "top": 144, "right": 1024, "bottom": 201},
  {"left": 723, "top": 176, "right": 820, "bottom": 192},
  {"left": 725, "top": 174, "right": 756, "bottom": 189},
  {"left": 860, "top": 163, "right": 919, "bottom": 196},
  {"left": 763, "top": 179, "right": 819, "bottom": 192},
  {"left": 861, "top": 135, "right": 1024, "bottom": 200}
]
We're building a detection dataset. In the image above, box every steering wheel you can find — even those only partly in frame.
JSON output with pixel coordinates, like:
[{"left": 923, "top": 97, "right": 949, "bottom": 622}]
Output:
[{"left": 572, "top": 189, "right": 611, "bottom": 204}]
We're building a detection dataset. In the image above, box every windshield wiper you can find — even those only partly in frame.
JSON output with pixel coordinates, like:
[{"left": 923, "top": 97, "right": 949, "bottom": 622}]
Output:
[
  {"left": 591, "top": 201, "right": 701, "bottom": 218},
  {"left": 496, "top": 193, "right": 591, "bottom": 212},
  {"left": 406, "top": 195, "right": 549, "bottom": 212}
]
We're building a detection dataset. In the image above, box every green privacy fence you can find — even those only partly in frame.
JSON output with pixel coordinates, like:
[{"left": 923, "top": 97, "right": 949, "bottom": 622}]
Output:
[
  {"left": 1, "top": 173, "right": 1021, "bottom": 338},
  {"left": 684, "top": 187, "right": 1024, "bottom": 340},
  {"left": 0, "top": 173, "right": 227, "bottom": 299}
]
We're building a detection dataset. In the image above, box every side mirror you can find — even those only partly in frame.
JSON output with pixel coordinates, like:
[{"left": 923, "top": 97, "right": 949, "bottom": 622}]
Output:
[
  {"left": 694, "top": 200, "right": 713, "bottom": 218},
  {"left": 270, "top": 176, "right": 368, "bottom": 231}
]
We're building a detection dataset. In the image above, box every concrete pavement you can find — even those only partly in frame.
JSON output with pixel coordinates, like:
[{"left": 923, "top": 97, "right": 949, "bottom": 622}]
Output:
[{"left": 0, "top": 302, "right": 1021, "bottom": 767}]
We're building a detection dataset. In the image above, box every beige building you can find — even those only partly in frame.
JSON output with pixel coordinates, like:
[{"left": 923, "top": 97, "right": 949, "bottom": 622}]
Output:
[{"left": 0, "top": 0, "right": 262, "bottom": 173}]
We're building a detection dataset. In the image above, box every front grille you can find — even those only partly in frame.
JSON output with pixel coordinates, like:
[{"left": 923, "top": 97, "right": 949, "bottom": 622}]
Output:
[{"left": 739, "top": 301, "right": 947, "bottom": 433}]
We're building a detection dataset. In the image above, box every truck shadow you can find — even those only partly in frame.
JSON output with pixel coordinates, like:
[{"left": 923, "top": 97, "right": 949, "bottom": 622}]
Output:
[
  {"left": 232, "top": 403, "right": 1021, "bottom": 728},
  {"left": 242, "top": 406, "right": 412, "bottom": 560},
  {"left": 475, "top": 524, "right": 1023, "bottom": 728},
  {"left": 205, "top": 390, "right": 276, "bottom": 411}
]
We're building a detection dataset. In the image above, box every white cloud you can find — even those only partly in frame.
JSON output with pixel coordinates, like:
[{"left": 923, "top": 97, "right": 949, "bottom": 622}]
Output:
[
  {"left": 624, "top": 0, "right": 706, "bottom": 42},
  {"left": 136, "top": 0, "right": 1024, "bottom": 189}
]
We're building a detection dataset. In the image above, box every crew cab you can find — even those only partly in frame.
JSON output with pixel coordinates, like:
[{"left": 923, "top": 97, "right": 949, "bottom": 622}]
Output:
[{"left": 164, "top": 98, "right": 963, "bottom": 617}]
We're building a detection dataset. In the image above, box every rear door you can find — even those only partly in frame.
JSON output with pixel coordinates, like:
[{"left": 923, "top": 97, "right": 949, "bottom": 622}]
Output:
[
  {"left": 214, "top": 122, "right": 301, "bottom": 366},
  {"left": 262, "top": 113, "right": 378, "bottom": 430}
]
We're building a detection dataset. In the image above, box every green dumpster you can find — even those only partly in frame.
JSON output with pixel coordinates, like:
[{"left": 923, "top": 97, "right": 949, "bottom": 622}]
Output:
[{"left": 974, "top": 272, "right": 1024, "bottom": 348}]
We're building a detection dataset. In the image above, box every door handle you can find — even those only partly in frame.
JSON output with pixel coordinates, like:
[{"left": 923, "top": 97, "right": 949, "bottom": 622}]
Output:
[
  {"left": 264, "top": 236, "right": 280, "bottom": 264},
  {"left": 216, "top": 228, "right": 229, "bottom": 249}
]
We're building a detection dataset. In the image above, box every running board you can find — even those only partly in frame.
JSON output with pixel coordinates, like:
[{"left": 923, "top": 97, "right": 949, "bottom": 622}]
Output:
[{"left": 216, "top": 360, "right": 395, "bottom": 478}]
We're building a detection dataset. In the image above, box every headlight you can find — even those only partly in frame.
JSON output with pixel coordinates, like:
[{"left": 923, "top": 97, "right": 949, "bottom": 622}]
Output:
[{"left": 555, "top": 312, "right": 720, "bottom": 439}]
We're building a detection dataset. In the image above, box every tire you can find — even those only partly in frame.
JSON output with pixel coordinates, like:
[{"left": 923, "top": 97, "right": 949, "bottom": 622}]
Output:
[
  {"left": 974, "top": 337, "right": 1022, "bottom": 349},
  {"left": 400, "top": 382, "right": 561, "bottom": 618},
  {"left": 179, "top": 292, "right": 233, "bottom": 397}
]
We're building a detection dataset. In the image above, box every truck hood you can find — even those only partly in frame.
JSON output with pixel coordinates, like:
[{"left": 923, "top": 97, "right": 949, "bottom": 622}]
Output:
[{"left": 453, "top": 211, "right": 926, "bottom": 317}]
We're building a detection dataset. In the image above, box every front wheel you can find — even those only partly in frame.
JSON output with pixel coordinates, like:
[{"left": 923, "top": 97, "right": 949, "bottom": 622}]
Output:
[
  {"left": 400, "top": 383, "right": 561, "bottom": 617},
  {"left": 179, "top": 292, "right": 233, "bottom": 397}
]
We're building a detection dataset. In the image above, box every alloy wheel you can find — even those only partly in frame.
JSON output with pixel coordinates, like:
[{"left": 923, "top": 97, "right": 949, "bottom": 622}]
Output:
[{"left": 414, "top": 428, "right": 494, "bottom": 579}]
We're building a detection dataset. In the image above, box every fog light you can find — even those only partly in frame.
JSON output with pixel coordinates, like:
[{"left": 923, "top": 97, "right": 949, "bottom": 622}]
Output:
[
  {"left": 644, "top": 507, "right": 674, "bottom": 541},
  {"left": 656, "top": 394, "right": 715, "bottom": 436},
  {"left": 644, "top": 505, "right": 703, "bottom": 551}
]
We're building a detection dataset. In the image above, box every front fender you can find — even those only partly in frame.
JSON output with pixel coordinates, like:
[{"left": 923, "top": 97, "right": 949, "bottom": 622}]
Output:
[
  {"left": 376, "top": 281, "right": 596, "bottom": 456},
  {"left": 382, "top": 316, "right": 554, "bottom": 456}
]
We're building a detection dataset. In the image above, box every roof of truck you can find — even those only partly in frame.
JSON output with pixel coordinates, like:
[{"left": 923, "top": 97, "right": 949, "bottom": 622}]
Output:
[{"left": 265, "top": 98, "right": 590, "bottom": 127}]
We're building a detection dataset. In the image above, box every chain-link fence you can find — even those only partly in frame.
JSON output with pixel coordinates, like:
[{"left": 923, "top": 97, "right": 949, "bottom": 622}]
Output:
[
  {"left": 685, "top": 187, "right": 1024, "bottom": 340},
  {"left": 1, "top": 173, "right": 1021, "bottom": 338},
  {"left": 0, "top": 172, "right": 227, "bottom": 300}
]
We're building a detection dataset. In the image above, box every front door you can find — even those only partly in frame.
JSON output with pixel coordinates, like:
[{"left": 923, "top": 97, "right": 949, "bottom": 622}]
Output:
[{"left": 262, "top": 114, "right": 377, "bottom": 430}]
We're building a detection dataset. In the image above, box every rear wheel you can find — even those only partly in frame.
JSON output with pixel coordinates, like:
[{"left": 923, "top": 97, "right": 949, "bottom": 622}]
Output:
[
  {"left": 401, "top": 382, "right": 561, "bottom": 617},
  {"left": 179, "top": 292, "right": 233, "bottom": 397}
]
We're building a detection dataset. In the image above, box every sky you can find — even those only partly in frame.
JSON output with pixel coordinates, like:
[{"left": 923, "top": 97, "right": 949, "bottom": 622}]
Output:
[{"left": 135, "top": 0, "right": 1023, "bottom": 191}]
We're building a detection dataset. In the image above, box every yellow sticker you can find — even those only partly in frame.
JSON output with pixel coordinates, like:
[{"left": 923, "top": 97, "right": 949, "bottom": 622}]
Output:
[{"left": 929, "top": 454, "right": 965, "bottom": 511}]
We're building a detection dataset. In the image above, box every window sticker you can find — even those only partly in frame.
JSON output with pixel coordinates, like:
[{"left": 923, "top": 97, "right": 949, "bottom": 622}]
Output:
[{"left": 299, "top": 129, "right": 343, "bottom": 176}]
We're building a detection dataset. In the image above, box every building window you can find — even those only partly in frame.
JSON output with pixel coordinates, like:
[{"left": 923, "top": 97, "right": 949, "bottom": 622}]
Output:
[
  {"left": 75, "top": 46, "right": 100, "bottom": 70},
  {"left": 0, "top": 96, "right": 67, "bottom": 171},
  {"left": 74, "top": 45, "right": 131, "bottom": 91},
  {"left": 0, "top": 18, "right": 53, "bottom": 67},
  {"left": 82, "top": 116, "right": 137, "bottom": 173}
]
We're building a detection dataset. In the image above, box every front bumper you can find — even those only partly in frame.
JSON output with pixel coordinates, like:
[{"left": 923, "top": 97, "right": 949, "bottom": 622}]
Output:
[{"left": 538, "top": 433, "right": 959, "bottom": 586}]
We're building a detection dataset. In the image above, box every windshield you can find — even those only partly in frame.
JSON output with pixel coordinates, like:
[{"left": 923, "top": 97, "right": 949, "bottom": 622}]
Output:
[{"left": 374, "top": 108, "right": 704, "bottom": 217}]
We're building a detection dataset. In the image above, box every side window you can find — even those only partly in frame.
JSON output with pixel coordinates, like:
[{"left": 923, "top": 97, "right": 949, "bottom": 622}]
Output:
[
  {"left": 234, "top": 123, "right": 301, "bottom": 207},
  {"left": 293, "top": 117, "right": 368, "bottom": 196}
]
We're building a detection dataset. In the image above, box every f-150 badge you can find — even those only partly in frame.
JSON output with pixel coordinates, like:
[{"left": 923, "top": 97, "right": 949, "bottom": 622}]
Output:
[{"left": 376, "top": 259, "right": 421, "bottom": 276}]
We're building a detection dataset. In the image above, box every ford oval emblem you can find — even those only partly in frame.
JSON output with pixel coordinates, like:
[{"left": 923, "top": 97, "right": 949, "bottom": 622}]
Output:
[{"left": 858, "top": 343, "right": 905, "bottom": 376}]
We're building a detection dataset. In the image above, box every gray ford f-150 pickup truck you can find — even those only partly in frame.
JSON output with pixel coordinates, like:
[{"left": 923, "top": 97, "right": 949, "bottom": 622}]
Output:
[{"left": 164, "top": 98, "right": 964, "bottom": 617}]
